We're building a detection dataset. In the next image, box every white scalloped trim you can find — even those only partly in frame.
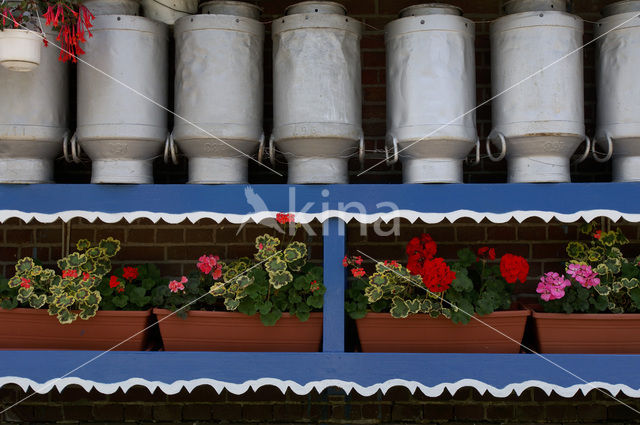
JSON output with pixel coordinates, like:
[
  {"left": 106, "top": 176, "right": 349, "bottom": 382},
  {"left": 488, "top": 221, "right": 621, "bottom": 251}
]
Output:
[
  {"left": 1, "top": 377, "right": 638, "bottom": 398},
  {"left": 0, "top": 209, "right": 638, "bottom": 224}
]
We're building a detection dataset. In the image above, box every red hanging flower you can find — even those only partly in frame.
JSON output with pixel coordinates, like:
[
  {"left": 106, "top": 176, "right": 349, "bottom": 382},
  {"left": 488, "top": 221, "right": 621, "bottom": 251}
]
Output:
[
  {"left": 499, "top": 254, "right": 529, "bottom": 284},
  {"left": 420, "top": 258, "right": 456, "bottom": 293},
  {"left": 122, "top": 266, "right": 138, "bottom": 281}
]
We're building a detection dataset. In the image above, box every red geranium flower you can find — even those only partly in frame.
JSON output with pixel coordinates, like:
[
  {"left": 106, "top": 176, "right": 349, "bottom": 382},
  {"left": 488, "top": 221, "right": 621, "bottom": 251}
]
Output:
[
  {"left": 109, "top": 275, "right": 120, "bottom": 288},
  {"left": 477, "top": 246, "right": 496, "bottom": 261},
  {"left": 20, "top": 278, "right": 31, "bottom": 289},
  {"left": 276, "top": 213, "right": 295, "bottom": 224},
  {"left": 499, "top": 254, "right": 529, "bottom": 284},
  {"left": 406, "top": 234, "right": 437, "bottom": 261},
  {"left": 122, "top": 266, "right": 138, "bottom": 281},
  {"left": 351, "top": 268, "right": 366, "bottom": 278},
  {"left": 594, "top": 230, "right": 602, "bottom": 239},
  {"left": 420, "top": 257, "right": 456, "bottom": 293},
  {"left": 342, "top": 256, "right": 349, "bottom": 267},
  {"left": 62, "top": 269, "right": 78, "bottom": 279}
]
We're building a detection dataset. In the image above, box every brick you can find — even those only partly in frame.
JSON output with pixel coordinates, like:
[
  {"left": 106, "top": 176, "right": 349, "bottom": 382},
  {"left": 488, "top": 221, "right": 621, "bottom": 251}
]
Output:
[
  {"left": 186, "top": 228, "right": 215, "bottom": 243},
  {"left": 576, "top": 404, "right": 607, "bottom": 421},
  {"left": 211, "top": 404, "right": 242, "bottom": 421},
  {"left": 32, "top": 405, "right": 63, "bottom": 421},
  {"left": 153, "top": 404, "right": 182, "bottom": 421},
  {"left": 118, "top": 246, "right": 165, "bottom": 262},
  {"left": 532, "top": 243, "right": 567, "bottom": 259},
  {"left": 96, "top": 229, "right": 125, "bottom": 242},
  {"left": 456, "top": 226, "right": 486, "bottom": 242},
  {"left": 92, "top": 404, "right": 123, "bottom": 421},
  {"left": 51, "top": 387, "right": 105, "bottom": 403},
  {"left": 0, "top": 247, "right": 18, "bottom": 261},
  {"left": 62, "top": 405, "right": 94, "bottom": 421},
  {"left": 2, "top": 405, "right": 35, "bottom": 422},
  {"left": 608, "top": 404, "right": 640, "bottom": 421},
  {"left": 487, "top": 226, "right": 516, "bottom": 241},
  {"left": 516, "top": 405, "right": 547, "bottom": 421},
  {"left": 485, "top": 404, "right": 514, "bottom": 419},
  {"left": 124, "top": 404, "right": 153, "bottom": 421},
  {"left": 36, "top": 229, "right": 61, "bottom": 243},
  {"left": 454, "top": 404, "right": 484, "bottom": 420},
  {"left": 518, "top": 226, "right": 548, "bottom": 241},
  {"left": 423, "top": 403, "right": 454, "bottom": 420},
  {"left": 273, "top": 403, "right": 305, "bottom": 421},
  {"left": 361, "top": 403, "right": 392, "bottom": 421},
  {"left": 182, "top": 404, "right": 211, "bottom": 420},
  {"left": 109, "top": 386, "right": 159, "bottom": 402},
  {"left": 5, "top": 229, "right": 33, "bottom": 243},
  {"left": 242, "top": 403, "right": 273, "bottom": 421},
  {"left": 391, "top": 403, "right": 422, "bottom": 421},
  {"left": 127, "top": 228, "right": 155, "bottom": 243},
  {"left": 157, "top": 228, "right": 184, "bottom": 243}
]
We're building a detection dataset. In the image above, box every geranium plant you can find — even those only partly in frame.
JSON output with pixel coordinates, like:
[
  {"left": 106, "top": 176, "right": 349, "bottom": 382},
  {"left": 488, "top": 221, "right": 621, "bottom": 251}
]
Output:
[
  {"left": 156, "top": 214, "right": 326, "bottom": 325},
  {"left": 537, "top": 222, "right": 640, "bottom": 313},
  {"left": 5, "top": 237, "right": 120, "bottom": 324},
  {"left": 1, "top": 0, "right": 94, "bottom": 62},
  {"left": 345, "top": 233, "right": 529, "bottom": 324},
  {"left": 98, "top": 264, "right": 167, "bottom": 310}
]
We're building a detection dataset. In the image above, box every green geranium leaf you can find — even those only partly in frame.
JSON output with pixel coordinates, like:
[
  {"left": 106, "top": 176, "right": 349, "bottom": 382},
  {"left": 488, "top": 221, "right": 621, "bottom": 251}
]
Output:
[
  {"left": 260, "top": 308, "right": 282, "bottom": 326},
  {"left": 210, "top": 281, "right": 226, "bottom": 297},
  {"left": 7, "top": 276, "right": 21, "bottom": 289},
  {"left": 390, "top": 297, "right": 409, "bottom": 318},
  {"left": 79, "top": 303, "right": 99, "bottom": 320},
  {"left": 457, "top": 248, "right": 476, "bottom": 267},
  {"left": 224, "top": 298, "right": 240, "bottom": 311},
  {"left": 364, "top": 286, "right": 383, "bottom": 303},
  {"left": 622, "top": 278, "right": 640, "bottom": 289},
  {"left": 406, "top": 299, "right": 421, "bottom": 314},
  {"left": 269, "top": 270, "right": 293, "bottom": 289},
  {"left": 56, "top": 308, "right": 77, "bottom": 324},
  {"left": 306, "top": 294, "right": 324, "bottom": 309},
  {"left": 99, "top": 237, "right": 121, "bottom": 256},
  {"left": 283, "top": 242, "right": 306, "bottom": 263},
  {"left": 451, "top": 268, "right": 473, "bottom": 292},
  {"left": 28, "top": 294, "right": 47, "bottom": 309},
  {"left": 566, "top": 242, "right": 587, "bottom": 260},
  {"left": 265, "top": 255, "right": 287, "bottom": 274},
  {"left": 76, "top": 239, "right": 91, "bottom": 251},
  {"left": 259, "top": 301, "right": 273, "bottom": 314},
  {"left": 16, "top": 286, "right": 33, "bottom": 303},
  {"left": 15, "top": 257, "right": 35, "bottom": 274},
  {"left": 1, "top": 299, "right": 17, "bottom": 310},
  {"left": 112, "top": 295, "right": 128, "bottom": 308},
  {"left": 629, "top": 287, "right": 640, "bottom": 308},
  {"left": 370, "top": 273, "right": 388, "bottom": 286}
]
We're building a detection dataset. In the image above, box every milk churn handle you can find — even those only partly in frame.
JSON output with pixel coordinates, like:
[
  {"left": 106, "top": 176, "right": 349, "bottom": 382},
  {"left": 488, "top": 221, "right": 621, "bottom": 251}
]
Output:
[
  {"left": 385, "top": 135, "right": 399, "bottom": 166},
  {"left": 257, "top": 133, "right": 265, "bottom": 163},
  {"left": 592, "top": 133, "right": 614, "bottom": 163},
  {"left": 67, "top": 132, "right": 82, "bottom": 164},
  {"left": 62, "top": 131, "right": 72, "bottom": 163},
  {"left": 268, "top": 134, "right": 276, "bottom": 167},
  {"left": 571, "top": 136, "right": 591, "bottom": 165},
  {"left": 465, "top": 138, "right": 481, "bottom": 166},
  {"left": 163, "top": 132, "right": 179, "bottom": 165},
  {"left": 486, "top": 132, "right": 507, "bottom": 162},
  {"left": 358, "top": 130, "right": 365, "bottom": 168}
]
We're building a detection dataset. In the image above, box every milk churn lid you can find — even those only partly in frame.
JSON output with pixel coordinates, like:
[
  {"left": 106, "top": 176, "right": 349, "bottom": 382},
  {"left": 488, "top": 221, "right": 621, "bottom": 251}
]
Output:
[
  {"left": 285, "top": 1, "right": 347, "bottom": 16},
  {"left": 399, "top": 3, "right": 463, "bottom": 17}
]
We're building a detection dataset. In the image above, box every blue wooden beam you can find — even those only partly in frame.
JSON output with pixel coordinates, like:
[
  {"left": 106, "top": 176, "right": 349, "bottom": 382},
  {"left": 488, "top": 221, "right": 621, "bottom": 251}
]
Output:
[
  {"left": 322, "top": 218, "right": 346, "bottom": 352},
  {"left": 1, "top": 352, "right": 640, "bottom": 397},
  {"left": 1, "top": 183, "right": 640, "bottom": 218}
]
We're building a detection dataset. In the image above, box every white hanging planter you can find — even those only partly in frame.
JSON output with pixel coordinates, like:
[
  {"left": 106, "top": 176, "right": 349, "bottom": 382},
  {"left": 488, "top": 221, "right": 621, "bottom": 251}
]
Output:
[
  {"left": 82, "top": 0, "right": 141, "bottom": 15},
  {"left": 141, "top": 0, "right": 197, "bottom": 25},
  {"left": 0, "top": 29, "right": 42, "bottom": 72}
]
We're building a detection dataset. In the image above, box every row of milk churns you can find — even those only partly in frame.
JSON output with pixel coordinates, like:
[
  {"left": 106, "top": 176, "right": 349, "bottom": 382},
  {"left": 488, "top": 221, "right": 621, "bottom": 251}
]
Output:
[{"left": 1, "top": 0, "right": 640, "bottom": 184}]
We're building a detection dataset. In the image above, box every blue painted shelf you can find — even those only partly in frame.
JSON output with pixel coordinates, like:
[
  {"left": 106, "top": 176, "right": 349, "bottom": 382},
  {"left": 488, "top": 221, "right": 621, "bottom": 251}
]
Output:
[{"left": 1, "top": 183, "right": 639, "bottom": 396}]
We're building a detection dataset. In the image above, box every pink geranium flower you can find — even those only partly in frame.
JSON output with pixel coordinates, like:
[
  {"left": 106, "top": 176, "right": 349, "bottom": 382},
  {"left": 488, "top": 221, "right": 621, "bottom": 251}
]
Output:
[
  {"left": 566, "top": 263, "right": 600, "bottom": 289},
  {"left": 197, "top": 255, "right": 219, "bottom": 275},
  {"left": 537, "top": 272, "right": 571, "bottom": 302},
  {"left": 169, "top": 276, "right": 188, "bottom": 293}
]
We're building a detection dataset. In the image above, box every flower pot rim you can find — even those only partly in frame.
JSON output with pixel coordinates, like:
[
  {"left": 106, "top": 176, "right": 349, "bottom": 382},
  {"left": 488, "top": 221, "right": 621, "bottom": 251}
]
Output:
[
  {"left": 532, "top": 311, "right": 640, "bottom": 320},
  {"left": 152, "top": 308, "right": 322, "bottom": 319},
  {"left": 359, "top": 310, "right": 531, "bottom": 320}
]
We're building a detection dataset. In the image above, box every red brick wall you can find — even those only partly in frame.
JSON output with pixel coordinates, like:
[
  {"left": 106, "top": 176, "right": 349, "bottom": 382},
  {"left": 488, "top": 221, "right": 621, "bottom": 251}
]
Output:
[{"left": 2, "top": 384, "right": 640, "bottom": 423}]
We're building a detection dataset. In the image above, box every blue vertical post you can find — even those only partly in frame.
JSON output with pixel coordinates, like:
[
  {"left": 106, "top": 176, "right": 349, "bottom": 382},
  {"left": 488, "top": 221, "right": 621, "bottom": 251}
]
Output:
[{"left": 322, "top": 218, "right": 346, "bottom": 352}]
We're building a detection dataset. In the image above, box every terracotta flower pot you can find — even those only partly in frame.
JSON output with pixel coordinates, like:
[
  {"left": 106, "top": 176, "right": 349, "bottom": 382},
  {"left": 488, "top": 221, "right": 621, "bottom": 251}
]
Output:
[
  {"left": 356, "top": 310, "right": 530, "bottom": 353},
  {"left": 533, "top": 312, "right": 640, "bottom": 354},
  {"left": 152, "top": 309, "right": 323, "bottom": 351},
  {"left": 0, "top": 308, "right": 151, "bottom": 350}
]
